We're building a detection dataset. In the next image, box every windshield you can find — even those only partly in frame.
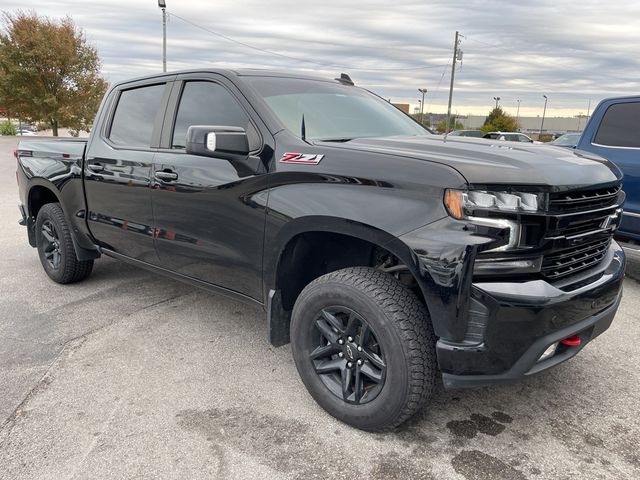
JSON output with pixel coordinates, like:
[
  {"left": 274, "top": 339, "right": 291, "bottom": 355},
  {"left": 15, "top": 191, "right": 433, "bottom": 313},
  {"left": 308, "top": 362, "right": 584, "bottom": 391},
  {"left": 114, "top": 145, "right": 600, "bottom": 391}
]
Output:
[
  {"left": 552, "top": 133, "right": 580, "bottom": 146},
  {"left": 245, "top": 76, "right": 431, "bottom": 141}
]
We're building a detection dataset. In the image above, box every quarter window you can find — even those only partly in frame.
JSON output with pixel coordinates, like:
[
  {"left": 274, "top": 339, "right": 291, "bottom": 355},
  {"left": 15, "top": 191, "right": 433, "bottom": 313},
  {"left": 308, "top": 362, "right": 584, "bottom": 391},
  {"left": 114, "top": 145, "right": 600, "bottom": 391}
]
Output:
[
  {"left": 109, "top": 83, "right": 166, "bottom": 147},
  {"left": 172, "top": 81, "right": 259, "bottom": 150},
  {"left": 593, "top": 102, "right": 640, "bottom": 148}
]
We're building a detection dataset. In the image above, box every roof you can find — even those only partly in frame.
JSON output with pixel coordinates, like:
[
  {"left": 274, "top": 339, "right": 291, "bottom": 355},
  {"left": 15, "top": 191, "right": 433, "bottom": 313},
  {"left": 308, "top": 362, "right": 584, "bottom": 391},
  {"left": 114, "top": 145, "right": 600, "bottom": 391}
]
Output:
[{"left": 112, "top": 68, "right": 340, "bottom": 89}]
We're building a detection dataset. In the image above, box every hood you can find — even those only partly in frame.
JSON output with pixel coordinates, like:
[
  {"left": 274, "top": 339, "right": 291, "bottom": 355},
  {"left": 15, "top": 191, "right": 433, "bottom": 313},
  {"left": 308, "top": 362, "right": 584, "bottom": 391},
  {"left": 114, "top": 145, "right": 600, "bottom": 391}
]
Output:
[{"left": 319, "top": 135, "right": 622, "bottom": 189}]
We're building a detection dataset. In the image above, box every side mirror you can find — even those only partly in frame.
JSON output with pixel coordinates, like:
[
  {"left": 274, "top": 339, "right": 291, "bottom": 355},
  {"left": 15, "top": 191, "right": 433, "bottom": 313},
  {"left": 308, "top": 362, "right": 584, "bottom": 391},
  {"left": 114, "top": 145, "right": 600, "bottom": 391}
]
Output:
[{"left": 185, "top": 125, "right": 249, "bottom": 161}]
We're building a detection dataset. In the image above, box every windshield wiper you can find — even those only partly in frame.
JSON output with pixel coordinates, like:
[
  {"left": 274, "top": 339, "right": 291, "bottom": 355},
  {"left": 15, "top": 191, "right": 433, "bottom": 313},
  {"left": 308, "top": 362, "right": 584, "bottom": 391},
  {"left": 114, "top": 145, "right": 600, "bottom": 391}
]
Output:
[{"left": 316, "top": 137, "right": 354, "bottom": 143}]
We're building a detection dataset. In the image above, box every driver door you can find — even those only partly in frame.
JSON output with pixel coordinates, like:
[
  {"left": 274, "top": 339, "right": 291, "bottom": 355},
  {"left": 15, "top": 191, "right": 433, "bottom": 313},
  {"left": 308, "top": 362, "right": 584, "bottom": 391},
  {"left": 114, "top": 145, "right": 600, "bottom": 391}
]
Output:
[{"left": 150, "top": 75, "right": 268, "bottom": 300}]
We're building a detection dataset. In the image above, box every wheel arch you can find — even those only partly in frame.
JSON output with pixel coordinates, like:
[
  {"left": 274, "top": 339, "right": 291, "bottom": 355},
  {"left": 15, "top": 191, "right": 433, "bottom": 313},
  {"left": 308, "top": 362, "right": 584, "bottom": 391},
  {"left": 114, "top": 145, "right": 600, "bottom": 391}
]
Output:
[
  {"left": 26, "top": 179, "right": 99, "bottom": 261},
  {"left": 25, "top": 180, "right": 63, "bottom": 247},
  {"left": 264, "top": 216, "right": 431, "bottom": 346}
]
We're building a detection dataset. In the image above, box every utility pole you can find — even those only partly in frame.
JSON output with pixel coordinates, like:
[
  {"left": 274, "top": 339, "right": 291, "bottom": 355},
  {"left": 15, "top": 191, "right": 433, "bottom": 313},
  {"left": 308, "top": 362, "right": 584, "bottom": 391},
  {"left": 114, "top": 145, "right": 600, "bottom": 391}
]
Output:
[
  {"left": 586, "top": 99, "right": 591, "bottom": 119},
  {"left": 516, "top": 99, "right": 521, "bottom": 129},
  {"left": 445, "top": 31, "right": 461, "bottom": 137},
  {"left": 539, "top": 94, "right": 548, "bottom": 137},
  {"left": 158, "top": 0, "right": 167, "bottom": 72},
  {"left": 418, "top": 88, "right": 427, "bottom": 124}
]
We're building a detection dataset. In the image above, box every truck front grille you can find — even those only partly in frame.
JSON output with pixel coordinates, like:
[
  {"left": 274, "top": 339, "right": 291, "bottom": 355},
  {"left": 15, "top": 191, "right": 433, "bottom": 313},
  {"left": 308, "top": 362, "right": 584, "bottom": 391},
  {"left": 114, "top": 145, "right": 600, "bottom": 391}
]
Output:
[
  {"left": 549, "top": 185, "right": 621, "bottom": 213},
  {"left": 541, "top": 237, "right": 611, "bottom": 280}
]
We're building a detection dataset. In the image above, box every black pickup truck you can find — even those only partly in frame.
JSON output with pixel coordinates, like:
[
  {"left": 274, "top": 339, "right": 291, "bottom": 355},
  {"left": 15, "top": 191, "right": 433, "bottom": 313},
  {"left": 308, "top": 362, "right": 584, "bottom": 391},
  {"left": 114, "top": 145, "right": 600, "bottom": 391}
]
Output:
[{"left": 15, "top": 70, "right": 626, "bottom": 431}]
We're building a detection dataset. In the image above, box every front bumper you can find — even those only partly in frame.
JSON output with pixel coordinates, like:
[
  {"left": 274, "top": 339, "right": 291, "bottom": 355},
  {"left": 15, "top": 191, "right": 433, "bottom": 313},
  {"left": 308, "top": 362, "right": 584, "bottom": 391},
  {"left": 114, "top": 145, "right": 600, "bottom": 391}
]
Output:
[{"left": 438, "top": 241, "right": 626, "bottom": 389}]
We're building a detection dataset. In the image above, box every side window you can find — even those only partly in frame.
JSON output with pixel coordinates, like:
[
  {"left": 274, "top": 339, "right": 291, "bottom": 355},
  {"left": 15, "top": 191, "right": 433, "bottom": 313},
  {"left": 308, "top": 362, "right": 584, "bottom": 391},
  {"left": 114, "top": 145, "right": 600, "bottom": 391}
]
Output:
[
  {"left": 109, "top": 84, "right": 166, "bottom": 147},
  {"left": 594, "top": 102, "right": 640, "bottom": 148},
  {"left": 172, "top": 81, "right": 260, "bottom": 150}
]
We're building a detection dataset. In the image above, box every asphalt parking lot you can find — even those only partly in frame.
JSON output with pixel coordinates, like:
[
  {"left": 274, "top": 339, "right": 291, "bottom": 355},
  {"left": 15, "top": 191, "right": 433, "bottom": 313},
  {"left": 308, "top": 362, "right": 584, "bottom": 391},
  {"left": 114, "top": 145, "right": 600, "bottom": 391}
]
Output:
[{"left": 0, "top": 136, "right": 639, "bottom": 479}]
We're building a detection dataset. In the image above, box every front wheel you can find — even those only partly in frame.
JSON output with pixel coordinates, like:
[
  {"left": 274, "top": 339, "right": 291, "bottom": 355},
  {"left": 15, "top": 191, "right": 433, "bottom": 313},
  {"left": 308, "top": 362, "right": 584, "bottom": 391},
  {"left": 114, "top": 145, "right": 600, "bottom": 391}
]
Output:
[
  {"left": 35, "top": 203, "right": 94, "bottom": 284},
  {"left": 290, "top": 267, "right": 436, "bottom": 431}
]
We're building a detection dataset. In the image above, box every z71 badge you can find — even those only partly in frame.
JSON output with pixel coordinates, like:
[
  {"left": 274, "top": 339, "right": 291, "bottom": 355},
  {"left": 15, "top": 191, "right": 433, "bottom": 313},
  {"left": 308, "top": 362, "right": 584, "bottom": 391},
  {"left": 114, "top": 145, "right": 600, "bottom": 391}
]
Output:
[{"left": 279, "top": 153, "right": 324, "bottom": 165}]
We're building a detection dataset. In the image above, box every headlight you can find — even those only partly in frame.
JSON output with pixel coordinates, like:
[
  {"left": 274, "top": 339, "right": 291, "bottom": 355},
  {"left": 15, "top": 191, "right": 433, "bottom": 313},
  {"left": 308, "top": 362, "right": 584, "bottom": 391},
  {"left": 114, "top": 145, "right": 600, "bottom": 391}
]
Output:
[{"left": 444, "top": 189, "right": 546, "bottom": 220}]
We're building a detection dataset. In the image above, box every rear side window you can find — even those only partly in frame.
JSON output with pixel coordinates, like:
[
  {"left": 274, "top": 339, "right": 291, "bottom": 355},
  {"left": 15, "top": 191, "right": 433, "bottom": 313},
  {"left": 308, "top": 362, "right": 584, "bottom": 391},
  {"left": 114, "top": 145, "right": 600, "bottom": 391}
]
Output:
[
  {"left": 109, "top": 83, "right": 166, "bottom": 147},
  {"left": 593, "top": 102, "right": 640, "bottom": 148},
  {"left": 172, "top": 81, "right": 259, "bottom": 150}
]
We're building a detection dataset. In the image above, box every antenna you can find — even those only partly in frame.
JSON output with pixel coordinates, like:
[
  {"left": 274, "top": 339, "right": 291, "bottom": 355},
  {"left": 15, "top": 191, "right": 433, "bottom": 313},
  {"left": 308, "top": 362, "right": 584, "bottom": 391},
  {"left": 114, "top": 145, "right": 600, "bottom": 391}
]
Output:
[{"left": 335, "top": 73, "right": 354, "bottom": 86}]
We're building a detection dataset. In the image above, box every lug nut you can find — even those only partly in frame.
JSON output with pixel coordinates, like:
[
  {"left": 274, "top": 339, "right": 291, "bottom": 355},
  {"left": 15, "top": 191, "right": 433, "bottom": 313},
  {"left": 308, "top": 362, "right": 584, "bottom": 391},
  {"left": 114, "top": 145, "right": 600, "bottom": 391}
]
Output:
[
  {"left": 357, "top": 359, "right": 363, "bottom": 366},
  {"left": 357, "top": 346, "right": 362, "bottom": 352},
  {"left": 338, "top": 352, "right": 344, "bottom": 358},
  {"left": 338, "top": 338, "right": 344, "bottom": 345},
  {"left": 347, "top": 336, "right": 353, "bottom": 342},
  {"left": 347, "top": 362, "right": 353, "bottom": 368}
]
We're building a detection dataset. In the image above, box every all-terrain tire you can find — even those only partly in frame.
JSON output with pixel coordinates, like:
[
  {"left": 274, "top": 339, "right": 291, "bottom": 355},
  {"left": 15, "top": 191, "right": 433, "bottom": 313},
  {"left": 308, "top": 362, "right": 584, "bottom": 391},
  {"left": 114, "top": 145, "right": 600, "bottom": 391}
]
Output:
[
  {"left": 35, "top": 203, "right": 94, "bottom": 284},
  {"left": 291, "top": 266, "right": 436, "bottom": 431}
]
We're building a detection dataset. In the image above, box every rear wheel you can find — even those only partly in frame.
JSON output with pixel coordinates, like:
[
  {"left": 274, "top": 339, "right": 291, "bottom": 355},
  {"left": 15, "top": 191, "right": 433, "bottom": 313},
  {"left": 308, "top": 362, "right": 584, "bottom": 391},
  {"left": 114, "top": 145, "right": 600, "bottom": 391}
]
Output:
[
  {"left": 35, "top": 203, "right": 94, "bottom": 284},
  {"left": 291, "top": 267, "right": 436, "bottom": 431}
]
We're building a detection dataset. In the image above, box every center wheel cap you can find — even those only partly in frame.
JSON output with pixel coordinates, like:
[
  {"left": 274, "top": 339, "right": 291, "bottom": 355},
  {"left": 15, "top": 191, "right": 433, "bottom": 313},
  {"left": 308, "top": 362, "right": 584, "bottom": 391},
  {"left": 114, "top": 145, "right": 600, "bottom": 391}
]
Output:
[{"left": 345, "top": 344, "right": 355, "bottom": 360}]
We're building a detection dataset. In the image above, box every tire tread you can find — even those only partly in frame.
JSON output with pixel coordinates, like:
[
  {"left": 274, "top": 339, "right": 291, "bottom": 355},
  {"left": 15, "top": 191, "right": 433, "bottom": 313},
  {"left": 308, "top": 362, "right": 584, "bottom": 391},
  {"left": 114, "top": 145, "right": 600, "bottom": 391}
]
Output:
[
  {"left": 298, "top": 266, "right": 436, "bottom": 431},
  {"left": 36, "top": 203, "right": 94, "bottom": 284}
]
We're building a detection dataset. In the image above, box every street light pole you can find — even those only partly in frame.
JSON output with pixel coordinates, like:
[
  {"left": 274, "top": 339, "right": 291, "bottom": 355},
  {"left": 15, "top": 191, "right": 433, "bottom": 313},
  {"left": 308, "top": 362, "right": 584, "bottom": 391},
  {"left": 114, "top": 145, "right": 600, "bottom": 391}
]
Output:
[
  {"left": 539, "top": 95, "right": 548, "bottom": 137},
  {"left": 493, "top": 96, "right": 500, "bottom": 109},
  {"left": 516, "top": 99, "right": 521, "bottom": 123},
  {"left": 418, "top": 88, "right": 427, "bottom": 124},
  {"left": 158, "top": 0, "right": 167, "bottom": 72}
]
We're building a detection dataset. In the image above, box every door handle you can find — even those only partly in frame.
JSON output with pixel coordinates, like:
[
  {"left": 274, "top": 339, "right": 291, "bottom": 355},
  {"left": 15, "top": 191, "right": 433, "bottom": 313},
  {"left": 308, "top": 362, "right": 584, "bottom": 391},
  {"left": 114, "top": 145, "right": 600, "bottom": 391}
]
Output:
[
  {"left": 87, "top": 163, "right": 104, "bottom": 172},
  {"left": 155, "top": 171, "right": 178, "bottom": 182}
]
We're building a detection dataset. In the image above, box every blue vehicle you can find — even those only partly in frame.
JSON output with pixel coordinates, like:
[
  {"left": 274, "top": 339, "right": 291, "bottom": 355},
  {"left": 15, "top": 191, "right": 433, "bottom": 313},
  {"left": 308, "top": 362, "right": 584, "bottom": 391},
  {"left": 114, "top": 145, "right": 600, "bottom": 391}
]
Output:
[{"left": 577, "top": 96, "right": 640, "bottom": 241}]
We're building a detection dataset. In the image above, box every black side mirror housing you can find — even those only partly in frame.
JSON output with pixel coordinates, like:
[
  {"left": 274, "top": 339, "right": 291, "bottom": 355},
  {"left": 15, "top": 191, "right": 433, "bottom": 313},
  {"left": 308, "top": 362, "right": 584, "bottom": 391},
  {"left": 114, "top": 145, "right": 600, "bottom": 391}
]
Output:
[{"left": 186, "top": 125, "right": 250, "bottom": 161}]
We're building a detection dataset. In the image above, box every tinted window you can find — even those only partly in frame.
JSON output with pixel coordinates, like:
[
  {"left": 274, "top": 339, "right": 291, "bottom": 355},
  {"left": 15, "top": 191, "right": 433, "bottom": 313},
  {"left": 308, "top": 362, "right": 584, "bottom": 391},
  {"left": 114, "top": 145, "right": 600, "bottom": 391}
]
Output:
[
  {"left": 172, "top": 81, "right": 258, "bottom": 150},
  {"left": 594, "top": 102, "right": 640, "bottom": 148},
  {"left": 109, "top": 84, "right": 166, "bottom": 147}
]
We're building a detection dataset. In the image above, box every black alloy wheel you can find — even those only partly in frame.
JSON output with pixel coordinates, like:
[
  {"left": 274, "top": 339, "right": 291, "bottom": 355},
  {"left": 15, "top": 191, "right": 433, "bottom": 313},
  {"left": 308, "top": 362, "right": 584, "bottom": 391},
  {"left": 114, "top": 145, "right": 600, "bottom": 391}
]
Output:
[
  {"left": 310, "top": 306, "right": 386, "bottom": 405},
  {"left": 40, "top": 219, "right": 62, "bottom": 270},
  {"left": 35, "top": 202, "right": 94, "bottom": 284},
  {"left": 291, "top": 267, "right": 437, "bottom": 431}
]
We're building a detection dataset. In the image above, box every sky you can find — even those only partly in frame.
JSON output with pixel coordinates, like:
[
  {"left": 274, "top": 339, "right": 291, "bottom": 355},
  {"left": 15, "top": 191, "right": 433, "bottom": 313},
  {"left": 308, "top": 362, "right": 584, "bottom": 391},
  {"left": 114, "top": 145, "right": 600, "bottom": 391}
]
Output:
[{"left": 4, "top": 0, "right": 640, "bottom": 117}]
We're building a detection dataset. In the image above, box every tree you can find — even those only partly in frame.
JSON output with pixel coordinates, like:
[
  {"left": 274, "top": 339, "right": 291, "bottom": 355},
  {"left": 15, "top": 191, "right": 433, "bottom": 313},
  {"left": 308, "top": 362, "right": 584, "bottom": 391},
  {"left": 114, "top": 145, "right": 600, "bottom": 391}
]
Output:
[
  {"left": 436, "top": 117, "right": 464, "bottom": 133},
  {"left": 0, "top": 12, "right": 107, "bottom": 136},
  {"left": 482, "top": 107, "right": 519, "bottom": 133},
  {"left": 0, "top": 119, "right": 16, "bottom": 135}
]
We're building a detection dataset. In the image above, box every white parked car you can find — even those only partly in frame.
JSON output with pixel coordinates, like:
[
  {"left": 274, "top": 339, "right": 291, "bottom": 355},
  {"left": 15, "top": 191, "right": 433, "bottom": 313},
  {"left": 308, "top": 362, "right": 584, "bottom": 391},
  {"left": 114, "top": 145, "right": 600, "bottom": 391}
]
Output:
[{"left": 483, "top": 132, "right": 535, "bottom": 143}]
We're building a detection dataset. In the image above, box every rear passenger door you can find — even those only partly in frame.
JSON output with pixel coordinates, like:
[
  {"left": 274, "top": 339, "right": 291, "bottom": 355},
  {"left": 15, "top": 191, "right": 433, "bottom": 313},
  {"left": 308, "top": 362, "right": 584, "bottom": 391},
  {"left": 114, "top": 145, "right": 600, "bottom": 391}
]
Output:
[
  {"left": 150, "top": 74, "right": 270, "bottom": 300},
  {"left": 84, "top": 79, "right": 173, "bottom": 262},
  {"left": 586, "top": 101, "right": 640, "bottom": 237}
]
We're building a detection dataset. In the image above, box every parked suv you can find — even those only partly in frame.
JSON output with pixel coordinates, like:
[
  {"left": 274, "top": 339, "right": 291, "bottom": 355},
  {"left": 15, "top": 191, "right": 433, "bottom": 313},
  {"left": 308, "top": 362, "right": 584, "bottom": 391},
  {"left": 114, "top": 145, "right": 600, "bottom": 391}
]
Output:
[{"left": 575, "top": 96, "right": 640, "bottom": 241}]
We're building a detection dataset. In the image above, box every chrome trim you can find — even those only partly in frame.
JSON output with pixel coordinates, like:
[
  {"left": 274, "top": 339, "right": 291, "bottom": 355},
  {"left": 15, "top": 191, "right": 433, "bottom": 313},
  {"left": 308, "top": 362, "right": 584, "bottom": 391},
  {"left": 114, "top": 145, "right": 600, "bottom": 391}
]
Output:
[
  {"left": 552, "top": 203, "right": 622, "bottom": 218},
  {"left": 591, "top": 142, "right": 640, "bottom": 150},
  {"left": 468, "top": 216, "right": 520, "bottom": 251},
  {"left": 623, "top": 211, "right": 640, "bottom": 219}
]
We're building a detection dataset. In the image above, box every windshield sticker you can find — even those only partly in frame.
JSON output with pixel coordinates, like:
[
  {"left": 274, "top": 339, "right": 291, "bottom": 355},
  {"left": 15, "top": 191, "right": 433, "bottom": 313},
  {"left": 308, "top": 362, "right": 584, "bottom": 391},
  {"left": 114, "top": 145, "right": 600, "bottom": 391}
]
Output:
[{"left": 279, "top": 153, "right": 324, "bottom": 165}]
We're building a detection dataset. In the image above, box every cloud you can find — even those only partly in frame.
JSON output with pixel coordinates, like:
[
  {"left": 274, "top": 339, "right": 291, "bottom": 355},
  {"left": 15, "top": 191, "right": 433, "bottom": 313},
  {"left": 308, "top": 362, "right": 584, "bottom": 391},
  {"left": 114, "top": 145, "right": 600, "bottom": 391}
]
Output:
[{"left": 2, "top": 0, "right": 638, "bottom": 115}]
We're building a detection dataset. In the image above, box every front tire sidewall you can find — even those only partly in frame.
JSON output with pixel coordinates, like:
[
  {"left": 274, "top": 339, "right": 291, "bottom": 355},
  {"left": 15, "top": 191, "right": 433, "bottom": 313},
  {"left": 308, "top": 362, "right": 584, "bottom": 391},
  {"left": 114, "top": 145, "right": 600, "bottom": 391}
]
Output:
[{"left": 292, "top": 281, "right": 411, "bottom": 431}]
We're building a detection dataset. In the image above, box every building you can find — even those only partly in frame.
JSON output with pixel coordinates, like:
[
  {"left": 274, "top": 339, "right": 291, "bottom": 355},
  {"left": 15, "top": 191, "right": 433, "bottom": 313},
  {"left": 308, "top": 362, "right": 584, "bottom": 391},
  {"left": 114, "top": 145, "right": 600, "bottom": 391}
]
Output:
[
  {"left": 458, "top": 114, "right": 587, "bottom": 134},
  {"left": 392, "top": 103, "right": 410, "bottom": 114}
]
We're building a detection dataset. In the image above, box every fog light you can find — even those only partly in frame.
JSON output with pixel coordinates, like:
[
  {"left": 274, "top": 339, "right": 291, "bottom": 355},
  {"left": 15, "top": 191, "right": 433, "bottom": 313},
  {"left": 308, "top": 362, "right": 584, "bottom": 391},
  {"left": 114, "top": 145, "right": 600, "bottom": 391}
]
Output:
[{"left": 538, "top": 342, "right": 558, "bottom": 362}]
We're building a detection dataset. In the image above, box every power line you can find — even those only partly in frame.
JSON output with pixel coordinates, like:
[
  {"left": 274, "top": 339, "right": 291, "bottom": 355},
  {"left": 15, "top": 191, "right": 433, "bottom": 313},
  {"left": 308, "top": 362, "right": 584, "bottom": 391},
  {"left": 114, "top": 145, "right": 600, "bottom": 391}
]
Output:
[
  {"left": 169, "top": 12, "right": 449, "bottom": 72},
  {"left": 427, "top": 61, "right": 450, "bottom": 111}
]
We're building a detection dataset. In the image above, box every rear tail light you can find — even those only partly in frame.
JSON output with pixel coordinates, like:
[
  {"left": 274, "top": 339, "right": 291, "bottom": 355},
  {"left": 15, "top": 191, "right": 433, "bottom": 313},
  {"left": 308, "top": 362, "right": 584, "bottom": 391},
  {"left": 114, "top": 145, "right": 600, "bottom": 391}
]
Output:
[{"left": 13, "top": 149, "right": 18, "bottom": 159}]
